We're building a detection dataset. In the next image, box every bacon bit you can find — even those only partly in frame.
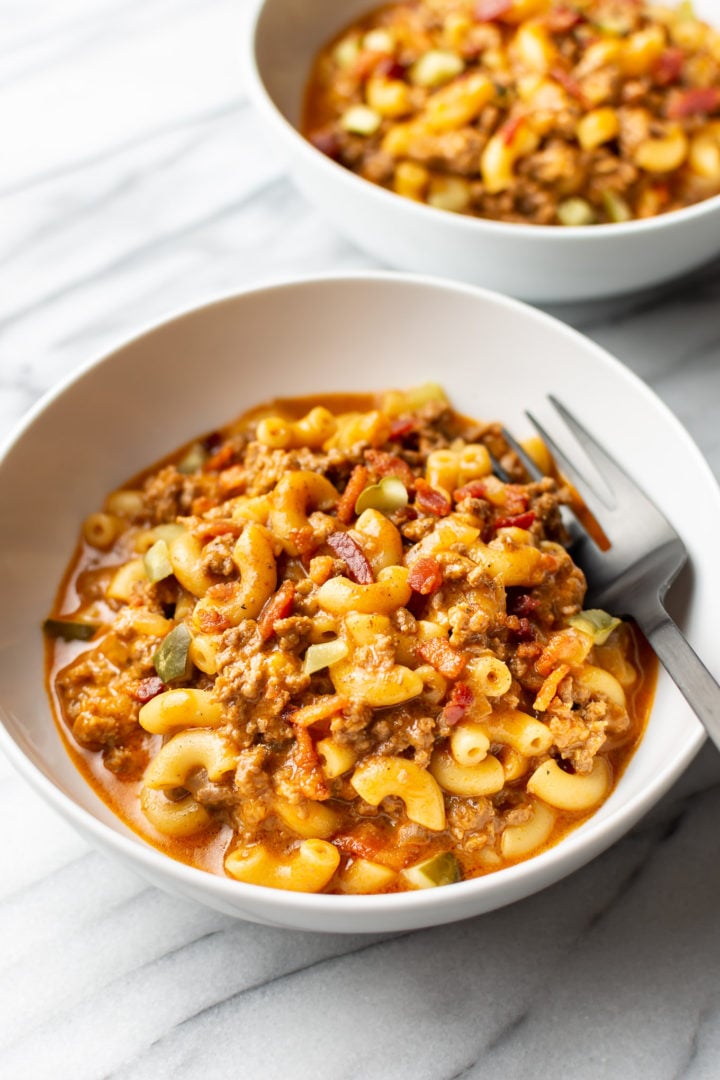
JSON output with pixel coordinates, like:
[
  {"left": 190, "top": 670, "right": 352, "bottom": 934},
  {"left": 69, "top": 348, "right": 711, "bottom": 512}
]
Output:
[
  {"left": 493, "top": 510, "right": 536, "bottom": 531},
  {"left": 290, "top": 694, "right": 349, "bottom": 729},
  {"left": 453, "top": 480, "right": 487, "bottom": 502},
  {"left": 309, "top": 129, "right": 341, "bottom": 159},
  {"left": 653, "top": 47, "right": 684, "bottom": 86},
  {"left": 202, "top": 431, "right": 223, "bottom": 454},
  {"left": 408, "top": 556, "right": 444, "bottom": 596},
  {"left": 375, "top": 57, "right": 407, "bottom": 80},
  {"left": 501, "top": 114, "right": 525, "bottom": 146},
  {"left": 336, "top": 464, "right": 369, "bottom": 524},
  {"left": 326, "top": 531, "right": 374, "bottom": 584},
  {"left": 414, "top": 478, "right": 451, "bottom": 517},
  {"left": 292, "top": 726, "right": 330, "bottom": 800},
  {"left": 258, "top": 580, "right": 296, "bottom": 641},
  {"left": 197, "top": 607, "right": 230, "bottom": 634},
  {"left": 506, "top": 590, "right": 540, "bottom": 618},
  {"left": 132, "top": 676, "right": 166, "bottom": 704},
  {"left": 533, "top": 663, "right": 570, "bottom": 712},
  {"left": 544, "top": 5, "right": 584, "bottom": 32},
  {"left": 442, "top": 682, "right": 474, "bottom": 726},
  {"left": 550, "top": 66, "right": 586, "bottom": 103},
  {"left": 389, "top": 417, "right": 418, "bottom": 440},
  {"left": 364, "top": 448, "right": 416, "bottom": 490},
  {"left": 475, "top": 0, "right": 512, "bottom": 21},
  {"left": 196, "top": 519, "right": 244, "bottom": 541},
  {"left": 667, "top": 87, "right": 720, "bottom": 119},
  {"left": 203, "top": 443, "right": 235, "bottom": 472},
  {"left": 218, "top": 465, "right": 247, "bottom": 497},
  {"left": 417, "top": 637, "right": 467, "bottom": 679},
  {"left": 332, "top": 831, "right": 385, "bottom": 862},
  {"left": 506, "top": 615, "right": 535, "bottom": 642},
  {"left": 191, "top": 495, "right": 219, "bottom": 516}
]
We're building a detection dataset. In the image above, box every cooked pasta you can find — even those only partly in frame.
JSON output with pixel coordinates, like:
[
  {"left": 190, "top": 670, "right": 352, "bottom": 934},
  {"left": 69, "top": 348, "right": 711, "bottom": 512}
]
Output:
[
  {"left": 303, "top": 0, "right": 720, "bottom": 225},
  {"left": 45, "top": 385, "right": 656, "bottom": 893}
]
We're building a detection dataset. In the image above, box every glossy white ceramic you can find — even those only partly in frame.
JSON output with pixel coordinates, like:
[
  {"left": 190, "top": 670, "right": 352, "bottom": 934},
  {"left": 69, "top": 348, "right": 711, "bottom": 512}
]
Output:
[
  {"left": 245, "top": 0, "right": 720, "bottom": 302},
  {"left": 0, "top": 274, "right": 715, "bottom": 932}
]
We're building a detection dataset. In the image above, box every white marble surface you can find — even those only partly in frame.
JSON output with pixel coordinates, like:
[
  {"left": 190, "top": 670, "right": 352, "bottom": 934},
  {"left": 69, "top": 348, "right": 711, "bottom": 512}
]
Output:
[{"left": 2, "top": 1, "right": 720, "bottom": 1076}]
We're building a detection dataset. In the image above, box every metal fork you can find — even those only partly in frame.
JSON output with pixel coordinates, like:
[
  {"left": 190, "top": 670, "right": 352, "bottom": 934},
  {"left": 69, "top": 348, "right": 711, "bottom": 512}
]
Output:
[{"left": 504, "top": 396, "right": 720, "bottom": 739}]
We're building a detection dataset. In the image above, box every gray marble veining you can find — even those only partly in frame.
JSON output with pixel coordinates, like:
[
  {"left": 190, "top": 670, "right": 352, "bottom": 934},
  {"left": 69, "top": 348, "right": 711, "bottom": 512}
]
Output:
[{"left": 2, "top": 2, "right": 720, "bottom": 1077}]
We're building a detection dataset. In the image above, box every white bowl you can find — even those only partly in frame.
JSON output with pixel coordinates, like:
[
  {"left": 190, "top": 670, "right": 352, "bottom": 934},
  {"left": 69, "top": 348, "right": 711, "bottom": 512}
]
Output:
[
  {"left": 0, "top": 273, "right": 717, "bottom": 932},
  {"left": 245, "top": 0, "right": 720, "bottom": 303}
]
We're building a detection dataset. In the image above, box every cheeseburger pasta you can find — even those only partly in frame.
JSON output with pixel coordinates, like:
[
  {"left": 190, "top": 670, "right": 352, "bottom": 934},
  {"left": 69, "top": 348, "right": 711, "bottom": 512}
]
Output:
[
  {"left": 45, "top": 386, "right": 655, "bottom": 894},
  {"left": 303, "top": 0, "right": 720, "bottom": 225}
]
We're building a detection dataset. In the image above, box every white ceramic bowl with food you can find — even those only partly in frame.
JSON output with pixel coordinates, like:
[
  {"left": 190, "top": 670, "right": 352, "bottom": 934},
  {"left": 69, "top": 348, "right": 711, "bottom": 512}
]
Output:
[
  {"left": 245, "top": 0, "right": 720, "bottom": 303},
  {"left": 0, "top": 273, "right": 717, "bottom": 933}
]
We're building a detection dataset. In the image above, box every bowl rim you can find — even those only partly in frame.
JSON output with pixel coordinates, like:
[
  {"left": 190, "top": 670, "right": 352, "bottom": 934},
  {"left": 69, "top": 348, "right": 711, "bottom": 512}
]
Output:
[
  {"left": 244, "top": 0, "right": 720, "bottom": 241},
  {"left": 0, "top": 270, "right": 711, "bottom": 923}
]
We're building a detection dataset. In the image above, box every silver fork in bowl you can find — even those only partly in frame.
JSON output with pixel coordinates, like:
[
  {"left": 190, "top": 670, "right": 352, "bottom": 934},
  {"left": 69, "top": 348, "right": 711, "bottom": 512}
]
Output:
[{"left": 502, "top": 396, "right": 720, "bottom": 740}]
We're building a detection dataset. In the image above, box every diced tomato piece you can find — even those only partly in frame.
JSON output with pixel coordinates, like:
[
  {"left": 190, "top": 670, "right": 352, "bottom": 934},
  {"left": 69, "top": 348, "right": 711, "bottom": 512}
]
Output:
[
  {"left": 258, "top": 580, "right": 296, "bottom": 641},
  {"left": 326, "top": 531, "right": 374, "bottom": 584},
  {"left": 414, "top": 478, "right": 451, "bottom": 517},
  {"left": 667, "top": 87, "right": 720, "bottom": 119},
  {"left": 408, "top": 556, "right": 444, "bottom": 596},
  {"left": 493, "top": 510, "right": 536, "bottom": 530},
  {"left": 336, "top": 464, "right": 369, "bottom": 524},
  {"left": 417, "top": 637, "right": 466, "bottom": 679},
  {"left": 132, "top": 676, "right": 166, "bottom": 704},
  {"left": 442, "top": 682, "right": 474, "bottom": 726}
]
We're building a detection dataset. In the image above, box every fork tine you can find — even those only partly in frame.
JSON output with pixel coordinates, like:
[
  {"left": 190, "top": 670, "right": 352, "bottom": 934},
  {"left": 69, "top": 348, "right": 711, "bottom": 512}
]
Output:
[
  {"left": 547, "top": 395, "right": 661, "bottom": 517},
  {"left": 525, "top": 408, "right": 615, "bottom": 529},
  {"left": 500, "top": 427, "right": 544, "bottom": 482}
]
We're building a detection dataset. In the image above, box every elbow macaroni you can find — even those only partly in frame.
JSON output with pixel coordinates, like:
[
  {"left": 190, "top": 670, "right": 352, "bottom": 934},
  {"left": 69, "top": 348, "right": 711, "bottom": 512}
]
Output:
[{"left": 48, "top": 387, "right": 655, "bottom": 895}]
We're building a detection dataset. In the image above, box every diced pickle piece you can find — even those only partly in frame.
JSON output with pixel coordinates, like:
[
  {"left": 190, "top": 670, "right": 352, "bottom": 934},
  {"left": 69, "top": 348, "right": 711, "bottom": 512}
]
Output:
[
  {"left": 557, "top": 198, "right": 597, "bottom": 226},
  {"left": 568, "top": 609, "right": 622, "bottom": 645},
  {"left": 341, "top": 105, "right": 382, "bottom": 136},
  {"left": 144, "top": 539, "right": 174, "bottom": 583},
  {"left": 154, "top": 624, "right": 192, "bottom": 682},
  {"left": 43, "top": 618, "right": 99, "bottom": 642},
  {"left": 354, "top": 476, "right": 408, "bottom": 515},
  {"left": 400, "top": 851, "right": 463, "bottom": 889}
]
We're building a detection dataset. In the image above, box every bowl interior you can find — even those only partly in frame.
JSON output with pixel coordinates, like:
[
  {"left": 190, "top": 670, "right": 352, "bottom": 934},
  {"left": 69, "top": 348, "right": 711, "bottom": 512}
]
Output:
[{"left": 0, "top": 275, "right": 715, "bottom": 927}]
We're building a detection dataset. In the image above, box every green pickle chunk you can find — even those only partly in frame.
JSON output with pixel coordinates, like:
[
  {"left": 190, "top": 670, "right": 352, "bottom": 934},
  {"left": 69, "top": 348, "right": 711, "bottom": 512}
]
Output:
[
  {"left": 143, "top": 539, "right": 174, "bottom": 583},
  {"left": 43, "top": 618, "right": 99, "bottom": 642},
  {"left": 400, "top": 851, "right": 463, "bottom": 890},
  {"left": 154, "top": 624, "right": 192, "bottom": 682}
]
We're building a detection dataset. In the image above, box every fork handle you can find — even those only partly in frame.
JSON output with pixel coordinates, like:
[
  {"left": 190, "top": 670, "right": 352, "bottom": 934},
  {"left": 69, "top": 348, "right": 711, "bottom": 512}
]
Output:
[{"left": 644, "top": 607, "right": 720, "bottom": 745}]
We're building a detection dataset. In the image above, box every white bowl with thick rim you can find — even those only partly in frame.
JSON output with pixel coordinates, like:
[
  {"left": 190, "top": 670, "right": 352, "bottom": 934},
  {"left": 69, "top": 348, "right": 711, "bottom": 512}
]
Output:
[
  {"left": 0, "top": 272, "right": 716, "bottom": 932},
  {"left": 245, "top": 0, "right": 720, "bottom": 303}
]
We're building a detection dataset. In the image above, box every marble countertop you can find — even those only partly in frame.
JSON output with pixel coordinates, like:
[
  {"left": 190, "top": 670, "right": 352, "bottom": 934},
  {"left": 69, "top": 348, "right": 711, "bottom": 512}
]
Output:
[{"left": 2, "top": 2, "right": 720, "bottom": 1077}]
